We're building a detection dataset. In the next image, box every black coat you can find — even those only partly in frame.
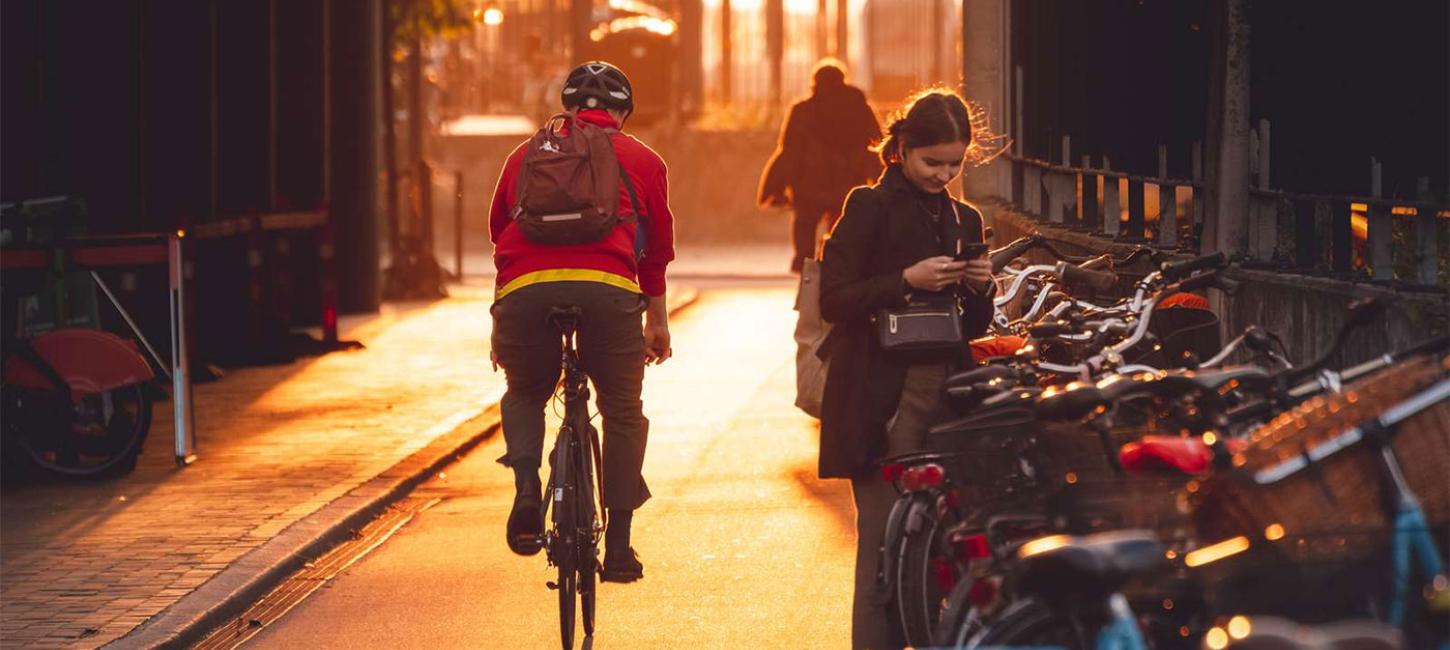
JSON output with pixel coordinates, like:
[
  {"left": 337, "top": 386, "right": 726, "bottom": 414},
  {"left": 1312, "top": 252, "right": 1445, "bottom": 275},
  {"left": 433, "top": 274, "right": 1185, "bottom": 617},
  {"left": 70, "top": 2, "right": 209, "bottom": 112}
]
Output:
[
  {"left": 758, "top": 83, "right": 883, "bottom": 211},
  {"left": 816, "top": 166, "right": 994, "bottom": 479}
]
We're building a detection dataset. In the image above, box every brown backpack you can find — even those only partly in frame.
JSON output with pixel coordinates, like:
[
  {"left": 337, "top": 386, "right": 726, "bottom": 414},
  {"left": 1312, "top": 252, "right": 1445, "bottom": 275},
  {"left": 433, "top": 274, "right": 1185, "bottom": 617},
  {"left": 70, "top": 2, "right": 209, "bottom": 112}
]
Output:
[{"left": 512, "top": 112, "right": 641, "bottom": 246}]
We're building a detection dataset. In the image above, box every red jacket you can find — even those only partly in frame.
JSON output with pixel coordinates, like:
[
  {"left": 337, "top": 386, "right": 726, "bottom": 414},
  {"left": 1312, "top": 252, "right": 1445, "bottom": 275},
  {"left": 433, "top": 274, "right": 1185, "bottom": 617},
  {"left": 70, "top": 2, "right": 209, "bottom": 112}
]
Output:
[{"left": 488, "top": 110, "right": 676, "bottom": 299}]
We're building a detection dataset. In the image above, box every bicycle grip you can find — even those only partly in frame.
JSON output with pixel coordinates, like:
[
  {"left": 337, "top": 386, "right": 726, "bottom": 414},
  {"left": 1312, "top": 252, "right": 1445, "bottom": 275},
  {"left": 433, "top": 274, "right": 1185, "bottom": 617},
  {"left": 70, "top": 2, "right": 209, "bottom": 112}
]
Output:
[
  {"left": 1160, "top": 252, "right": 1226, "bottom": 280},
  {"left": 1028, "top": 321, "right": 1074, "bottom": 338},
  {"left": 1058, "top": 262, "right": 1119, "bottom": 293},
  {"left": 1173, "top": 269, "right": 1224, "bottom": 293},
  {"left": 989, "top": 234, "right": 1043, "bottom": 273}
]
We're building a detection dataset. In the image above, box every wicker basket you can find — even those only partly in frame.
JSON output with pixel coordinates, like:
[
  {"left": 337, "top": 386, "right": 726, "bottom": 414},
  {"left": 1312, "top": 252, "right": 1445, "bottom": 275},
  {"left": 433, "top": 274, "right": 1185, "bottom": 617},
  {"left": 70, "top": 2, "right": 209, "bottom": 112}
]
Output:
[{"left": 1195, "top": 354, "right": 1450, "bottom": 562}]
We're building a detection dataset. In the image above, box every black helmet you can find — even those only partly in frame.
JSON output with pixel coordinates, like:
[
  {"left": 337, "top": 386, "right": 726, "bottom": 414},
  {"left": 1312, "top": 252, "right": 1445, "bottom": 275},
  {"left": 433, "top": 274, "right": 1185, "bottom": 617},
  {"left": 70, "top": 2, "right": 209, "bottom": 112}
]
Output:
[{"left": 561, "top": 61, "right": 634, "bottom": 114}]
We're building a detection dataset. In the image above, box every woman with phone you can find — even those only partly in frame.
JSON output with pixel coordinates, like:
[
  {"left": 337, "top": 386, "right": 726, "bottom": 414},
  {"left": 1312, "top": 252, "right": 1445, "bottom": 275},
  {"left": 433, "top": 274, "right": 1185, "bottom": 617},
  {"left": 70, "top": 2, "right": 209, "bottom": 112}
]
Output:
[{"left": 815, "top": 88, "right": 994, "bottom": 649}]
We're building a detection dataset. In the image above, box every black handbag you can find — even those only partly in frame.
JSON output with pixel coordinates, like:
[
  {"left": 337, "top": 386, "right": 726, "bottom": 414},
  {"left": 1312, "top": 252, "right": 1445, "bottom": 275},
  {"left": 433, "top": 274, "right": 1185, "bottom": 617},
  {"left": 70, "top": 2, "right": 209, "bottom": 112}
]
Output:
[{"left": 871, "top": 292, "right": 963, "bottom": 352}]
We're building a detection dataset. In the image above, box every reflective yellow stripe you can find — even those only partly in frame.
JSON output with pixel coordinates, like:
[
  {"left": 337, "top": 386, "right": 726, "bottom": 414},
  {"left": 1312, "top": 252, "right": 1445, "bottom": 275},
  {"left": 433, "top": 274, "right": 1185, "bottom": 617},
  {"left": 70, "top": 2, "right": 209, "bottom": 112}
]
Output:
[{"left": 495, "top": 268, "right": 642, "bottom": 300}]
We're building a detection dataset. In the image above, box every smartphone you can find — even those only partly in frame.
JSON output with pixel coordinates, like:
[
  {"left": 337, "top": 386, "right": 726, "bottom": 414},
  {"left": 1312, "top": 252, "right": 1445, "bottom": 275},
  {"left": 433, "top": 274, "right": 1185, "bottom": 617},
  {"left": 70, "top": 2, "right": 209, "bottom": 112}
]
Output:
[{"left": 956, "top": 243, "right": 990, "bottom": 261}]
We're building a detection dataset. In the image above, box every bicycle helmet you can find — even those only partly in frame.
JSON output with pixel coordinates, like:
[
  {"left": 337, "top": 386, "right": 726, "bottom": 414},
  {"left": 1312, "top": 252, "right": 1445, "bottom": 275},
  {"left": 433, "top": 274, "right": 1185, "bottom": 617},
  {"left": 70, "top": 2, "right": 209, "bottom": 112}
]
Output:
[{"left": 561, "top": 61, "right": 634, "bottom": 115}]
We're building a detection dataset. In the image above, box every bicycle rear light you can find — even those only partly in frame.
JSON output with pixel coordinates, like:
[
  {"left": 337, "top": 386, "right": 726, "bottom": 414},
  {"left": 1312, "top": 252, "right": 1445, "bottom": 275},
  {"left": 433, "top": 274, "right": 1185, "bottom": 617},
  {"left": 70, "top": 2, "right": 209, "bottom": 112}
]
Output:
[
  {"left": 881, "top": 462, "right": 905, "bottom": 482},
  {"left": 967, "top": 577, "right": 999, "bottom": 609},
  {"left": 900, "top": 463, "right": 945, "bottom": 492},
  {"left": 950, "top": 531, "right": 992, "bottom": 560}
]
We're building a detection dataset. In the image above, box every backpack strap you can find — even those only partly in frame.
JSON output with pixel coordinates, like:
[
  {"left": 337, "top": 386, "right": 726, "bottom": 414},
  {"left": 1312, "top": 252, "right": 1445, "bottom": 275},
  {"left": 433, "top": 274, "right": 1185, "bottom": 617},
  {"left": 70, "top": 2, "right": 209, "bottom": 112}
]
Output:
[{"left": 618, "top": 163, "right": 649, "bottom": 260}]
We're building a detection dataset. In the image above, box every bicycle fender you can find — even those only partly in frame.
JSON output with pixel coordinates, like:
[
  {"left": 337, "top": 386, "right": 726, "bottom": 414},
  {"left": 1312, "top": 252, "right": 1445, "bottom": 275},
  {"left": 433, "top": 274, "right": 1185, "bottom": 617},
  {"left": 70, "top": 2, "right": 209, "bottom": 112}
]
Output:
[
  {"left": 878, "top": 494, "right": 918, "bottom": 592},
  {"left": 904, "top": 498, "right": 934, "bottom": 536},
  {"left": 3, "top": 329, "right": 154, "bottom": 399}
]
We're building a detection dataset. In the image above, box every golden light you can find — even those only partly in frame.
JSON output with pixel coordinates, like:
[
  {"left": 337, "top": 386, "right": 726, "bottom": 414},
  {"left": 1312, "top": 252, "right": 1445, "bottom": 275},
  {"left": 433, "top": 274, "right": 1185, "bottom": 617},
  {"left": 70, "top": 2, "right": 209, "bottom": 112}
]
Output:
[
  {"left": 1264, "top": 524, "right": 1285, "bottom": 541},
  {"left": 1165, "top": 549, "right": 1178, "bottom": 560},
  {"left": 1162, "top": 598, "right": 1174, "bottom": 610},
  {"left": 1018, "top": 535, "right": 1072, "bottom": 558},
  {"left": 1064, "top": 472, "right": 1078, "bottom": 484},
  {"left": 472, "top": 7, "right": 483, "bottom": 19},
  {"left": 175, "top": 229, "right": 187, "bottom": 238},
  {"left": 1391, "top": 206, "right": 1418, "bottom": 216},
  {"left": 1227, "top": 615, "right": 1252, "bottom": 639},
  {"left": 1184, "top": 536, "right": 1250, "bottom": 567},
  {"left": 1202, "top": 431, "right": 1218, "bottom": 445},
  {"left": 1179, "top": 626, "right": 1191, "bottom": 637},
  {"left": 1205, "top": 627, "right": 1229, "bottom": 650},
  {"left": 483, "top": 7, "right": 504, "bottom": 25}
]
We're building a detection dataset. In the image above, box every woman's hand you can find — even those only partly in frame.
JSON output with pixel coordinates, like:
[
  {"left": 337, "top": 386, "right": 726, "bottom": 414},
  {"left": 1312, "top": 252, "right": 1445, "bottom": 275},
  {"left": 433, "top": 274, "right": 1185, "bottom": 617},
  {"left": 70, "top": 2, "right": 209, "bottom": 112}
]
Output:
[
  {"left": 903, "top": 256, "right": 969, "bottom": 291},
  {"left": 962, "top": 258, "right": 993, "bottom": 293}
]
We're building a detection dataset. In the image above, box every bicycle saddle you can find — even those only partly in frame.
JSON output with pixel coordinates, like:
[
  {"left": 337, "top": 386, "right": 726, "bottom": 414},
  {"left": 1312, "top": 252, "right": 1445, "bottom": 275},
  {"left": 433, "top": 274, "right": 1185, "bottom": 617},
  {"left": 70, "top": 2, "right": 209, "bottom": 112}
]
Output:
[
  {"left": 546, "top": 306, "right": 583, "bottom": 331},
  {"left": 1171, "top": 366, "right": 1272, "bottom": 393},
  {"left": 1033, "top": 382, "right": 1108, "bottom": 421},
  {"left": 944, "top": 364, "right": 1022, "bottom": 391},
  {"left": 1118, "top": 436, "right": 1213, "bottom": 475},
  {"left": 1014, "top": 530, "right": 1164, "bottom": 601}
]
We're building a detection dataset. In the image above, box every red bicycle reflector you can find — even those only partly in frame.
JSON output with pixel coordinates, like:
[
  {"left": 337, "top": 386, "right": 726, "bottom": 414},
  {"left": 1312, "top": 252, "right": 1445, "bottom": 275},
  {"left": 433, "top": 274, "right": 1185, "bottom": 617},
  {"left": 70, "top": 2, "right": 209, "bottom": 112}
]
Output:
[
  {"left": 900, "top": 463, "right": 945, "bottom": 492},
  {"left": 881, "top": 463, "right": 905, "bottom": 482},
  {"left": 952, "top": 532, "right": 992, "bottom": 560},
  {"left": 967, "top": 577, "right": 998, "bottom": 608}
]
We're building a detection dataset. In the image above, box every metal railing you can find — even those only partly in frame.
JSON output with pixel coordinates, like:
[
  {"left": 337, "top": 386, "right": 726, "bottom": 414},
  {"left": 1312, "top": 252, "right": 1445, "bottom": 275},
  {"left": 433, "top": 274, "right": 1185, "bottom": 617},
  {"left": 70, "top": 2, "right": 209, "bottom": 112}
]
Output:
[{"left": 1000, "top": 150, "right": 1448, "bottom": 287}]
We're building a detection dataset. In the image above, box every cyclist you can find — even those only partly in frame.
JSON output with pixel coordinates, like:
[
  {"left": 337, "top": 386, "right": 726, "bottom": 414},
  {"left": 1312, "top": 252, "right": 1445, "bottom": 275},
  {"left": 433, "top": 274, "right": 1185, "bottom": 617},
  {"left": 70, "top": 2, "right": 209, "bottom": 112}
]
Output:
[{"left": 488, "top": 61, "right": 675, "bottom": 584}]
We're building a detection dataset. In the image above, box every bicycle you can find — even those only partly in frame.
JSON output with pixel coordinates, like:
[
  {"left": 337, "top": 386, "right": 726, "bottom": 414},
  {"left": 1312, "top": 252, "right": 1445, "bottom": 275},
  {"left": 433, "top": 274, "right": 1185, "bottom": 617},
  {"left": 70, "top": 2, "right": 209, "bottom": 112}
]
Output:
[{"left": 538, "top": 306, "right": 605, "bottom": 650}]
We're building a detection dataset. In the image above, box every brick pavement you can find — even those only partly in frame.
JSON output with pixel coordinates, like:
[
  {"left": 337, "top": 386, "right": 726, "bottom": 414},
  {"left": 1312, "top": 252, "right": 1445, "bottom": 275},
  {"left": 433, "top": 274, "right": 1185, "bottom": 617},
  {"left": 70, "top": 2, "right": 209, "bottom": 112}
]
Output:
[{"left": 1, "top": 285, "right": 510, "bottom": 648}]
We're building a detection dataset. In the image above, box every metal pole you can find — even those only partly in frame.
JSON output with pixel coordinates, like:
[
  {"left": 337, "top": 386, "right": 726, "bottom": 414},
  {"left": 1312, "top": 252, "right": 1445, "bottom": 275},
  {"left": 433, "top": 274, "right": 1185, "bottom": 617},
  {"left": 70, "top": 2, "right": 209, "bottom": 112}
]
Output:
[
  {"left": 455, "top": 170, "right": 464, "bottom": 279},
  {"left": 169, "top": 233, "right": 197, "bottom": 466}
]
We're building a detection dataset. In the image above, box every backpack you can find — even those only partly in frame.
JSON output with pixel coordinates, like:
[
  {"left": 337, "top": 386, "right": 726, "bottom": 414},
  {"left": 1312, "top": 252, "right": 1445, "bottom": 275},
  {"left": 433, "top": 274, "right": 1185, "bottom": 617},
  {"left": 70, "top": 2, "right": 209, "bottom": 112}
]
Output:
[{"left": 512, "top": 112, "right": 643, "bottom": 246}]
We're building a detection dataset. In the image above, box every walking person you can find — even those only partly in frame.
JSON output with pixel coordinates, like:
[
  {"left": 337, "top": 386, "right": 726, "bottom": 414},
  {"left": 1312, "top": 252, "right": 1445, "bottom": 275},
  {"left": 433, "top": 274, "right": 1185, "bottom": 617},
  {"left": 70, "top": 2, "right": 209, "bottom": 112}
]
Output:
[
  {"left": 759, "top": 59, "right": 883, "bottom": 273},
  {"left": 488, "top": 61, "right": 676, "bottom": 583},
  {"left": 816, "top": 88, "right": 995, "bottom": 649}
]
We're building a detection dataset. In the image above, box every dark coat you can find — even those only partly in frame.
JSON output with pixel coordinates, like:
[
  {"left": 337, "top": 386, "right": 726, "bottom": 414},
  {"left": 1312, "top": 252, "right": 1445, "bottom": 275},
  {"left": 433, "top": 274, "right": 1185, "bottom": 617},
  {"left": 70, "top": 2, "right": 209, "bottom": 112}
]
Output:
[
  {"left": 758, "top": 83, "right": 883, "bottom": 211},
  {"left": 816, "top": 166, "right": 994, "bottom": 479}
]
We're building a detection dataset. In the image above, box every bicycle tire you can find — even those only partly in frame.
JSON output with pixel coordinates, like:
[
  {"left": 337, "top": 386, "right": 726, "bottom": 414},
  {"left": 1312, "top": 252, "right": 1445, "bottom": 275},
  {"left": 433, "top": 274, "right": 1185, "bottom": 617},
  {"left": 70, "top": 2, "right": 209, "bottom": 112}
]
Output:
[
  {"left": 968, "top": 597, "right": 1092, "bottom": 650},
  {"left": 554, "top": 431, "right": 578, "bottom": 650},
  {"left": 576, "top": 423, "right": 598, "bottom": 637},
  {"left": 934, "top": 574, "right": 983, "bottom": 648},
  {"left": 15, "top": 384, "right": 151, "bottom": 478},
  {"left": 896, "top": 512, "right": 947, "bottom": 646}
]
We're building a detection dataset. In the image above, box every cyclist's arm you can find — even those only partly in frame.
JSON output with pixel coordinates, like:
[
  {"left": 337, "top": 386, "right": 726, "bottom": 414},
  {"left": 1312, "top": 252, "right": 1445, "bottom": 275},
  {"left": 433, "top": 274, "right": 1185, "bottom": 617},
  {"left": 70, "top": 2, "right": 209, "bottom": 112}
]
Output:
[{"left": 636, "top": 158, "right": 676, "bottom": 298}]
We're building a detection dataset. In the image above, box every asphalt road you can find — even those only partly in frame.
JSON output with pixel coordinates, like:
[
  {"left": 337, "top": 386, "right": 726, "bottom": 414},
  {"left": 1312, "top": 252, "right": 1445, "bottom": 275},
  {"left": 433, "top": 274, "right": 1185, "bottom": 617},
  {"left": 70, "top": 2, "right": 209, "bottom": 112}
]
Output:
[{"left": 246, "top": 282, "right": 857, "bottom": 649}]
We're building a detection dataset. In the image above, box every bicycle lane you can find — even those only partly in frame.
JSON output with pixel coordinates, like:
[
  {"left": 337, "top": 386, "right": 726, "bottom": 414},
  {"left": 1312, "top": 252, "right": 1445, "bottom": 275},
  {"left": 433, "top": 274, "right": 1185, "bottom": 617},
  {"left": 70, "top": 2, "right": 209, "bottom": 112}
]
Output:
[
  {"left": 242, "top": 282, "right": 855, "bottom": 648},
  {"left": 0, "top": 284, "right": 696, "bottom": 649}
]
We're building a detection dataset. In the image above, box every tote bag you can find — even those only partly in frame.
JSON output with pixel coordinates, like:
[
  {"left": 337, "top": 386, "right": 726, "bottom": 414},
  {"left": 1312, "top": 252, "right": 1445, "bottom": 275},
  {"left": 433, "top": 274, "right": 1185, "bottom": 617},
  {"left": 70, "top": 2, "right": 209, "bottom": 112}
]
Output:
[{"left": 794, "top": 258, "right": 832, "bottom": 418}]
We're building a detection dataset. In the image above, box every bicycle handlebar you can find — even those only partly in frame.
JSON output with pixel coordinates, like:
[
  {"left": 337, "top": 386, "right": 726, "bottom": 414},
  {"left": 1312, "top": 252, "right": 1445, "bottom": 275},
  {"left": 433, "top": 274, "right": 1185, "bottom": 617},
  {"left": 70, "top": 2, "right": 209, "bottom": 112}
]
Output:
[
  {"left": 1057, "top": 262, "right": 1119, "bottom": 293},
  {"left": 1159, "top": 252, "right": 1227, "bottom": 280}
]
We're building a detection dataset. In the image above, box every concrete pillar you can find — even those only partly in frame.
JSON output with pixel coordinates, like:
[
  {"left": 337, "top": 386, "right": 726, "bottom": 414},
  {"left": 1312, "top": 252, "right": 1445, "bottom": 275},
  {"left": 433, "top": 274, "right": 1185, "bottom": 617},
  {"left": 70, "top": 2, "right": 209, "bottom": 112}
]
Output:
[
  {"left": 1203, "top": 0, "right": 1251, "bottom": 255},
  {"left": 767, "top": 0, "right": 783, "bottom": 107},
  {"left": 961, "top": 0, "right": 1008, "bottom": 203},
  {"left": 331, "top": 0, "right": 381, "bottom": 312},
  {"left": 680, "top": 0, "right": 703, "bottom": 113}
]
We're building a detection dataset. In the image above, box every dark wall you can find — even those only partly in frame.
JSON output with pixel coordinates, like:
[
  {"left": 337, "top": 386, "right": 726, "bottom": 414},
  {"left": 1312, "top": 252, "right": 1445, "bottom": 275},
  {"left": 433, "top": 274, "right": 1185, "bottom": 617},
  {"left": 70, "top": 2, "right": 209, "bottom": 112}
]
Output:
[
  {"left": 1012, "top": 0, "right": 1210, "bottom": 177},
  {"left": 1, "top": 0, "right": 380, "bottom": 312},
  {"left": 1252, "top": 1, "right": 1449, "bottom": 201}
]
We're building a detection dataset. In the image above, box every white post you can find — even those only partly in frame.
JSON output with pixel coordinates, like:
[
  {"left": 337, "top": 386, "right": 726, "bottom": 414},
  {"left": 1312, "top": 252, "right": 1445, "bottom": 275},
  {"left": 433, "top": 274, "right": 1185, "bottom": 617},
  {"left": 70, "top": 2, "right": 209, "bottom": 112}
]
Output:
[{"left": 169, "top": 233, "right": 197, "bottom": 466}]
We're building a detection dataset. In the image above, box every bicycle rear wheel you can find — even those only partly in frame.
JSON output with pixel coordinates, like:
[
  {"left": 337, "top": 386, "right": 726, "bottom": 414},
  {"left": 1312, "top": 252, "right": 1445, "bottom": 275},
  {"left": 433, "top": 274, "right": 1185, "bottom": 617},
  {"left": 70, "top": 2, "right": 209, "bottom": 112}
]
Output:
[
  {"left": 968, "top": 598, "right": 1091, "bottom": 650},
  {"left": 553, "top": 433, "right": 578, "bottom": 649},
  {"left": 576, "top": 424, "right": 599, "bottom": 636}
]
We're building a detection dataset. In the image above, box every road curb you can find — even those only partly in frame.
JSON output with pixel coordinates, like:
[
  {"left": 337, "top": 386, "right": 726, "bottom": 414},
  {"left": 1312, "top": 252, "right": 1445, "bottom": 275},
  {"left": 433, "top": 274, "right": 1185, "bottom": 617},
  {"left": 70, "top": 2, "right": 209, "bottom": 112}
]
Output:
[{"left": 107, "top": 286, "right": 701, "bottom": 649}]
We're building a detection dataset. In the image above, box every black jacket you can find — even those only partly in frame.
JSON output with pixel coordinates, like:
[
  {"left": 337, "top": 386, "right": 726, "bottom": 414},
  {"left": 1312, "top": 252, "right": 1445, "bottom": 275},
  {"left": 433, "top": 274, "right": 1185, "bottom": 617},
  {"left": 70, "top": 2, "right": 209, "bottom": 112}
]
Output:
[
  {"left": 758, "top": 83, "right": 882, "bottom": 211},
  {"left": 816, "top": 166, "right": 994, "bottom": 479}
]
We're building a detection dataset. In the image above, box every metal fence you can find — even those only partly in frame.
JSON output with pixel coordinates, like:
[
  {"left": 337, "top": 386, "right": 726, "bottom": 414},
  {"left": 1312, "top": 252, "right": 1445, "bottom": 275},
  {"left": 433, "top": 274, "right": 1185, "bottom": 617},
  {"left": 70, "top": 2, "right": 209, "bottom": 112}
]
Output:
[{"left": 1000, "top": 150, "right": 1449, "bottom": 288}]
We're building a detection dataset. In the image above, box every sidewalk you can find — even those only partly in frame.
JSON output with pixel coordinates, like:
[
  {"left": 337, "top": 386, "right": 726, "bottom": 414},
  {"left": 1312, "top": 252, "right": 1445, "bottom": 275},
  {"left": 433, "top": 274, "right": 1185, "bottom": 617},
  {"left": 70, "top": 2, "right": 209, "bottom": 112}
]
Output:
[{"left": 0, "top": 283, "right": 695, "bottom": 648}]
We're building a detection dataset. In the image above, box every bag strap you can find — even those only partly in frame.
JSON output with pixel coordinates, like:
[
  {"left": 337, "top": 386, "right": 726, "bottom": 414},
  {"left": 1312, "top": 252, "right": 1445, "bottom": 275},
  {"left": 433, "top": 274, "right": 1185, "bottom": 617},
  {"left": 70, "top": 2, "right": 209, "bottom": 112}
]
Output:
[{"left": 618, "top": 161, "right": 649, "bottom": 261}]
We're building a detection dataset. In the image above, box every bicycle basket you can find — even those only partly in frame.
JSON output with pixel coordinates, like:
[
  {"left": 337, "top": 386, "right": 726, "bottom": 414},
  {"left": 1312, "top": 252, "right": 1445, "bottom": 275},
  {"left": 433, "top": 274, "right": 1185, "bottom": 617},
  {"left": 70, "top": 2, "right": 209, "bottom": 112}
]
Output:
[{"left": 1194, "top": 354, "right": 1450, "bottom": 562}]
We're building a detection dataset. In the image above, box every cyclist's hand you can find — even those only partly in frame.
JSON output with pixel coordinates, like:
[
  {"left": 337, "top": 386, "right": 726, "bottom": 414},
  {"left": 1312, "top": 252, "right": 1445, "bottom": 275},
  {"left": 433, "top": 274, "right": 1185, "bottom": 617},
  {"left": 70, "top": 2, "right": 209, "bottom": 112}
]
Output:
[
  {"left": 904, "top": 256, "right": 969, "bottom": 291},
  {"left": 644, "top": 322, "right": 671, "bottom": 365}
]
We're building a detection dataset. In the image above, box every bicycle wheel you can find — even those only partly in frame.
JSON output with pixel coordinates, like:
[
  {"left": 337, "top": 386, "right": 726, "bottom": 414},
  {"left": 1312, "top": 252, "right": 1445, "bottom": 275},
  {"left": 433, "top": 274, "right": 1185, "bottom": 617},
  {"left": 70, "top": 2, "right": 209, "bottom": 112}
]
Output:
[
  {"left": 968, "top": 597, "right": 1092, "bottom": 650},
  {"left": 553, "top": 432, "right": 578, "bottom": 650},
  {"left": 12, "top": 384, "right": 151, "bottom": 478},
  {"left": 575, "top": 430, "right": 598, "bottom": 637},
  {"left": 897, "top": 512, "right": 949, "bottom": 646}
]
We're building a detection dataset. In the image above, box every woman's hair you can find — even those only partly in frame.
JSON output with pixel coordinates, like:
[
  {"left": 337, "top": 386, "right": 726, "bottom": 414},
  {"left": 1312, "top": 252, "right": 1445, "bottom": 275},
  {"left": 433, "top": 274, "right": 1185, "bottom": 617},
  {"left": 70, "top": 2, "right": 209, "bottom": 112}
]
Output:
[{"left": 875, "top": 88, "right": 973, "bottom": 166}]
